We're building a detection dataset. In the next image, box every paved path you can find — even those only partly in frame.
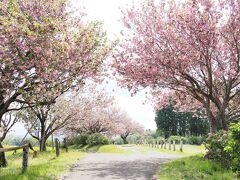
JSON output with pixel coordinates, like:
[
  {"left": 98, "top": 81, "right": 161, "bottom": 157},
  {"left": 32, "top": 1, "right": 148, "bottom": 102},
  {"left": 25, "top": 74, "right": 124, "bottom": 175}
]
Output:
[{"left": 63, "top": 145, "right": 182, "bottom": 180}]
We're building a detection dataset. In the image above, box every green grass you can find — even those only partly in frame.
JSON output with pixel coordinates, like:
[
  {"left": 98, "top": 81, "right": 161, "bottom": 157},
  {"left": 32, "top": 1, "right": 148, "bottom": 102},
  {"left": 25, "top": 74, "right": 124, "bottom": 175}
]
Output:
[
  {"left": 74, "top": 144, "right": 131, "bottom": 154},
  {"left": 97, "top": 145, "right": 131, "bottom": 154},
  {"left": 139, "top": 144, "right": 205, "bottom": 156},
  {"left": 158, "top": 155, "right": 238, "bottom": 180},
  {"left": 0, "top": 147, "right": 85, "bottom": 180}
]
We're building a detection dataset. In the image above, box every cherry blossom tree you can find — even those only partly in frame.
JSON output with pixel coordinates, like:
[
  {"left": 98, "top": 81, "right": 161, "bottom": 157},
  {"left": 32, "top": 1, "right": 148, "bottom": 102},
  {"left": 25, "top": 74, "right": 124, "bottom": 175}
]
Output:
[
  {"left": 0, "top": 0, "right": 111, "bottom": 153},
  {"left": 113, "top": 0, "right": 240, "bottom": 133},
  {"left": 63, "top": 91, "right": 144, "bottom": 144},
  {"left": 20, "top": 96, "right": 78, "bottom": 151},
  {"left": 113, "top": 112, "right": 144, "bottom": 144},
  {"left": 0, "top": 0, "right": 111, "bottom": 128},
  {"left": 64, "top": 88, "right": 117, "bottom": 135}
]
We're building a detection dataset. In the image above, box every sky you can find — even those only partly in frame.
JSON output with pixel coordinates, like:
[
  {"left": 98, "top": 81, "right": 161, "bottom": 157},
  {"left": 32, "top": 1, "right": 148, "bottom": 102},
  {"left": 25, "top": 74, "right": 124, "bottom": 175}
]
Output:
[{"left": 10, "top": 0, "right": 156, "bottom": 137}]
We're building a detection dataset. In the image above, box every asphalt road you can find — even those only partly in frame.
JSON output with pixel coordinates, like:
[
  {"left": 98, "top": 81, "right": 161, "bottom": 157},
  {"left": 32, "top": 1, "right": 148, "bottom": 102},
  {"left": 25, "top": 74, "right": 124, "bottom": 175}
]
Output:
[{"left": 62, "top": 145, "right": 182, "bottom": 180}]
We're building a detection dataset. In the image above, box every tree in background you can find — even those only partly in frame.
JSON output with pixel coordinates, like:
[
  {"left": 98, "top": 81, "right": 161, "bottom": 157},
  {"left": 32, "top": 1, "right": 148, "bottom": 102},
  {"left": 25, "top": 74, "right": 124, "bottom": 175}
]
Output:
[
  {"left": 60, "top": 87, "right": 144, "bottom": 144},
  {"left": 188, "top": 111, "right": 209, "bottom": 136},
  {"left": 114, "top": 112, "right": 144, "bottom": 144},
  {"left": 155, "top": 105, "right": 178, "bottom": 138},
  {"left": 19, "top": 96, "right": 78, "bottom": 151},
  {"left": 113, "top": 0, "right": 240, "bottom": 133},
  {"left": 64, "top": 88, "right": 117, "bottom": 135},
  {"left": 155, "top": 104, "right": 209, "bottom": 138}
]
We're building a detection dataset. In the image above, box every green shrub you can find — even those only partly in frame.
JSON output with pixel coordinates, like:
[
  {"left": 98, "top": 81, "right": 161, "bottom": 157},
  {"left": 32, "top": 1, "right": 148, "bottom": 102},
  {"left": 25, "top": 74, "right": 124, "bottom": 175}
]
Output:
[
  {"left": 204, "top": 130, "right": 230, "bottom": 166},
  {"left": 126, "top": 134, "right": 143, "bottom": 144},
  {"left": 168, "top": 136, "right": 188, "bottom": 144},
  {"left": 187, "top": 136, "right": 206, "bottom": 145},
  {"left": 68, "top": 133, "right": 90, "bottom": 146},
  {"left": 86, "top": 133, "right": 109, "bottom": 146},
  {"left": 156, "top": 136, "right": 165, "bottom": 142},
  {"left": 111, "top": 137, "right": 124, "bottom": 145},
  {"left": 225, "top": 122, "right": 240, "bottom": 175},
  {"left": 74, "top": 133, "right": 90, "bottom": 146}
]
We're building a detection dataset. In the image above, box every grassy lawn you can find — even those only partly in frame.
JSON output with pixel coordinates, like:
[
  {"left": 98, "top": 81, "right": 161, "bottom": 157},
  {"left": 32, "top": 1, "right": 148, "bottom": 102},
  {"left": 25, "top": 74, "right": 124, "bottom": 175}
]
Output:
[
  {"left": 74, "top": 144, "right": 131, "bottom": 154},
  {"left": 139, "top": 144, "right": 205, "bottom": 156},
  {"left": 158, "top": 155, "right": 238, "bottom": 180},
  {"left": 0, "top": 147, "right": 85, "bottom": 180},
  {"left": 140, "top": 144, "right": 238, "bottom": 179},
  {"left": 98, "top": 144, "right": 131, "bottom": 154}
]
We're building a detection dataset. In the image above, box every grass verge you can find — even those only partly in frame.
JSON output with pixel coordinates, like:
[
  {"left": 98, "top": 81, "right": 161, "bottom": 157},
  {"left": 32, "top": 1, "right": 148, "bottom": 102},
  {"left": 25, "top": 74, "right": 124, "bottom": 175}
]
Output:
[
  {"left": 158, "top": 154, "right": 238, "bottom": 180},
  {"left": 139, "top": 144, "right": 205, "bottom": 156},
  {"left": 0, "top": 148, "right": 85, "bottom": 180},
  {"left": 74, "top": 144, "right": 131, "bottom": 154},
  {"left": 98, "top": 145, "right": 131, "bottom": 154}
]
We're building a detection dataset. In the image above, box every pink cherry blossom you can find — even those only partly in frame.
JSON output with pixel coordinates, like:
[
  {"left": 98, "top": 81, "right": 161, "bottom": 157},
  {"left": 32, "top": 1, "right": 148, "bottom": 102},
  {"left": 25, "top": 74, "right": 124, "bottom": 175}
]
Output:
[{"left": 112, "top": 0, "right": 240, "bottom": 133}]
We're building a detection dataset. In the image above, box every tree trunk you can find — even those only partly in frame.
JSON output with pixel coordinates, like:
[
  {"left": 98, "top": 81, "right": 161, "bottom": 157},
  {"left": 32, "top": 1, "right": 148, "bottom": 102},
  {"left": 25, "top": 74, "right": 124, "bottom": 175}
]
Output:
[
  {"left": 39, "top": 117, "right": 47, "bottom": 151},
  {"left": 121, "top": 136, "right": 128, "bottom": 144},
  {"left": 219, "top": 112, "right": 228, "bottom": 131},
  {"left": 205, "top": 106, "right": 217, "bottom": 134},
  {"left": 0, "top": 141, "right": 7, "bottom": 167},
  {"left": 209, "top": 116, "right": 217, "bottom": 134},
  {"left": 221, "top": 118, "right": 228, "bottom": 131},
  {"left": 39, "top": 138, "right": 47, "bottom": 151}
]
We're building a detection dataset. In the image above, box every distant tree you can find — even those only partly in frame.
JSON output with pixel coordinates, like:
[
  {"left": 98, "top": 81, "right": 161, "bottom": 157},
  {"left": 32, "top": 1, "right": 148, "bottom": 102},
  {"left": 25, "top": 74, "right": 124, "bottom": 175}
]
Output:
[
  {"left": 155, "top": 105, "right": 178, "bottom": 138},
  {"left": 155, "top": 105, "right": 209, "bottom": 138},
  {"left": 64, "top": 88, "right": 117, "bottom": 135},
  {"left": 19, "top": 96, "right": 78, "bottom": 151},
  {"left": 188, "top": 111, "right": 209, "bottom": 136},
  {"left": 60, "top": 87, "right": 144, "bottom": 144},
  {"left": 114, "top": 112, "right": 144, "bottom": 144}
]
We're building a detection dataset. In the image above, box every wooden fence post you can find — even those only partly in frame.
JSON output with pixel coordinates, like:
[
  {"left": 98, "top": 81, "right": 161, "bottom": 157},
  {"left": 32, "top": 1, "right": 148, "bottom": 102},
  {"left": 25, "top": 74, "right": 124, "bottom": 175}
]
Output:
[
  {"left": 161, "top": 140, "right": 163, "bottom": 149},
  {"left": 0, "top": 143, "right": 35, "bottom": 172},
  {"left": 169, "top": 140, "right": 171, "bottom": 150},
  {"left": 33, "top": 151, "right": 37, "bottom": 158},
  {"left": 63, "top": 138, "right": 68, "bottom": 152},
  {"left": 55, "top": 138, "right": 60, "bottom": 157},
  {"left": 22, "top": 145, "right": 29, "bottom": 173},
  {"left": 180, "top": 140, "right": 183, "bottom": 152},
  {"left": 173, "top": 141, "right": 176, "bottom": 151}
]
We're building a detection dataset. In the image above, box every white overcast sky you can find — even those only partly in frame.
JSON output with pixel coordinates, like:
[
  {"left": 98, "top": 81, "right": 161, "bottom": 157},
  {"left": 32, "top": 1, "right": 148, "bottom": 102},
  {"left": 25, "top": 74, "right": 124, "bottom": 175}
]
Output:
[{"left": 10, "top": 0, "right": 156, "bottom": 137}]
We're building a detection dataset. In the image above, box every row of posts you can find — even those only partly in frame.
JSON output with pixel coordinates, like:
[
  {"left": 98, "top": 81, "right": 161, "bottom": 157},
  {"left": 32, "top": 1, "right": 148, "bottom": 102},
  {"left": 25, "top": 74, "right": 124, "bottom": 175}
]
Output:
[
  {"left": 140, "top": 140, "right": 183, "bottom": 152},
  {"left": 22, "top": 138, "right": 68, "bottom": 172},
  {"left": 55, "top": 137, "right": 68, "bottom": 157}
]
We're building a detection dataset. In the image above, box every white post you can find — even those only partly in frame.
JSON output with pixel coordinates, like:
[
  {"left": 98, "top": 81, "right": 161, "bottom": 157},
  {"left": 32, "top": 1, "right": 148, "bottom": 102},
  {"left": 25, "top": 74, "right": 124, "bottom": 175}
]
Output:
[{"left": 180, "top": 140, "right": 183, "bottom": 152}]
